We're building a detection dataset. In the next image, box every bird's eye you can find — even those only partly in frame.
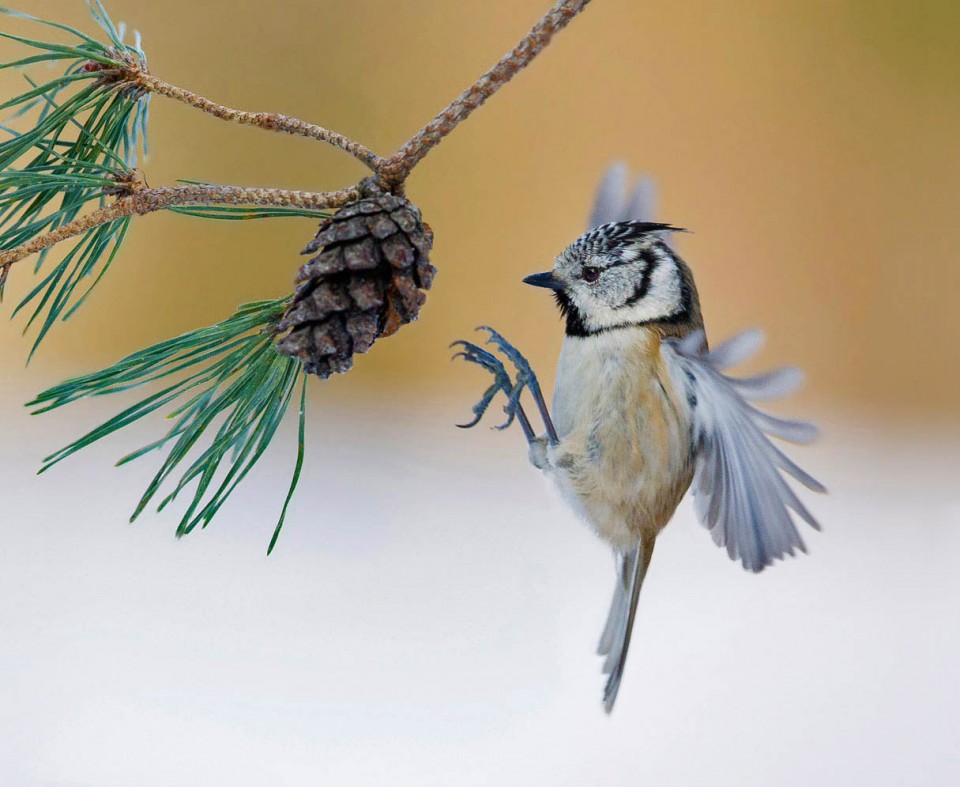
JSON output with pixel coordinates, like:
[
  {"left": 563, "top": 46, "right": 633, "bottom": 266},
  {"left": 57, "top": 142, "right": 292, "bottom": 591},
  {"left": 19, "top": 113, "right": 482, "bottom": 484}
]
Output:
[{"left": 582, "top": 266, "right": 600, "bottom": 283}]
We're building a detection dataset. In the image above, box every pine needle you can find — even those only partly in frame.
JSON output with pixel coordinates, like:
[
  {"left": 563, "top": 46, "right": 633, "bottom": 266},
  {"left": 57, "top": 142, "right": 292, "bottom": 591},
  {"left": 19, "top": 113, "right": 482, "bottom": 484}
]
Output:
[
  {"left": 169, "top": 205, "right": 333, "bottom": 221},
  {"left": 0, "top": 1, "right": 149, "bottom": 347},
  {"left": 28, "top": 297, "right": 310, "bottom": 547}
]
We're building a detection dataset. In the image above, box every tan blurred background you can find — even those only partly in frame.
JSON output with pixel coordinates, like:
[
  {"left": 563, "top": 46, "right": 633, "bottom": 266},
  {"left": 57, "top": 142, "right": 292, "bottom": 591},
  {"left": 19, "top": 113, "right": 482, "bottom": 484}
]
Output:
[
  {"left": 2, "top": 4, "right": 960, "bottom": 787},
  {"left": 1, "top": 0, "right": 958, "bottom": 416}
]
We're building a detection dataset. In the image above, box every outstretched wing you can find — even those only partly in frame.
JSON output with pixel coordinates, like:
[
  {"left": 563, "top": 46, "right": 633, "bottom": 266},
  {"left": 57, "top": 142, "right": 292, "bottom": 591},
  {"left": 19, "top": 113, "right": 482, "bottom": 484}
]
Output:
[
  {"left": 588, "top": 161, "right": 659, "bottom": 229},
  {"left": 665, "top": 330, "right": 826, "bottom": 572}
]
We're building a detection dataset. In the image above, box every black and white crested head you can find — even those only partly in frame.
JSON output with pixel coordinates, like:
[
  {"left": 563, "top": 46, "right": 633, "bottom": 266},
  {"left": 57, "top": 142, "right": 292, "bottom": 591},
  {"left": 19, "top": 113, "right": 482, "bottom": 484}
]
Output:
[{"left": 524, "top": 221, "right": 703, "bottom": 339}]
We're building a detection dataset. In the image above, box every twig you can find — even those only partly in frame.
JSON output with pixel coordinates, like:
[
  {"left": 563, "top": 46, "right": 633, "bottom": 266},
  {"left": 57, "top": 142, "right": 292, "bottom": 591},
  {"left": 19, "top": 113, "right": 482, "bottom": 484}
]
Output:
[
  {"left": 0, "top": 183, "right": 359, "bottom": 269},
  {"left": 132, "top": 71, "right": 383, "bottom": 172},
  {"left": 379, "top": 0, "right": 594, "bottom": 183},
  {"left": 105, "top": 0, "right": 593, "bottom": 184}
]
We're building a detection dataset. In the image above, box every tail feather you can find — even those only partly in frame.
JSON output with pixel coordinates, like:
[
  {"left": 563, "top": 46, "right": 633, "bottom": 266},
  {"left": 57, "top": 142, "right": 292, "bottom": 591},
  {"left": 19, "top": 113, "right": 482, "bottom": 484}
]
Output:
[
  {"left": 597, "top": 550, "right": 633, "bottom": 659},
  {"left": 599, "top": 536, "right": 655, "bottom": 713}
]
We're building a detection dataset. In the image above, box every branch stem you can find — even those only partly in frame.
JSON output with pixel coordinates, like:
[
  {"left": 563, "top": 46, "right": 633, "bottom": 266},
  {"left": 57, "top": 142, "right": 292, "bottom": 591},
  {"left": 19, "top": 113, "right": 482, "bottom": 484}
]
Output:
[
  {"left": 380, "top": 0, "right": 594, "bottom": 183},
  {"left": 125, "top": 0, "right": 593, "bottom": 184},
  {"left": 0, "top": 184, "right": 359, "bottom": 269},
  {"left": 134, "top": 72, "right": 383, "bottom": 171}
]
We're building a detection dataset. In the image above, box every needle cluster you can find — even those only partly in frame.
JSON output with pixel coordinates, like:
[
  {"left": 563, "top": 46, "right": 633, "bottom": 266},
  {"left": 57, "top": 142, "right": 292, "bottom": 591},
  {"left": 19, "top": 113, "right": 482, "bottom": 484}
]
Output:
[
  {"left": 29, "top": 297, "right": 307, "bottom": 553},
  {"left": 0, "top": 3, "right": 148, "bottom": 344}
]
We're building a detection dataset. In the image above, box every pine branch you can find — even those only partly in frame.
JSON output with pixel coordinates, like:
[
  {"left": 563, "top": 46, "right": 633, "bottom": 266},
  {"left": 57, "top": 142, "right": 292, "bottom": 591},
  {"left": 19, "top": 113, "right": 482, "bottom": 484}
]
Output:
[
  {"left": 380, "top": 0, "right": 593, "bottom": 183},
  {"left": 0, "top": 181, "right": 357, "bottom": 269},
  {"left": 0, "top": 173, "right": 351, "bottom": 348},
  {"left": 1, "top": 0, "right": 598, "bottom": 550},
  {"left": 134, "top": 71, "right": 382, "bottom": 171},
  {"left": 30, "top": 0, "right": 595, "bottom": 185}
]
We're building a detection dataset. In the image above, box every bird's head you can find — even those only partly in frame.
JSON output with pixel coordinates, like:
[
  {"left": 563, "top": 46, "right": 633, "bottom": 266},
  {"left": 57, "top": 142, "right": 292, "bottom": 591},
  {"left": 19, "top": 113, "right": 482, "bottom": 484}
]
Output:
[{"left": 523, "top": 221, "right": 702, "bottom": 338}]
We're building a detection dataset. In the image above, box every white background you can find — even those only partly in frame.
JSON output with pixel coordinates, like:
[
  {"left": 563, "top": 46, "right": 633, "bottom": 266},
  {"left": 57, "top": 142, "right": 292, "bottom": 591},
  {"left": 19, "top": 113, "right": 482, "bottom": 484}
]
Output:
[{"left": 2, "top": 384, "right": 958, "bottom": 787}]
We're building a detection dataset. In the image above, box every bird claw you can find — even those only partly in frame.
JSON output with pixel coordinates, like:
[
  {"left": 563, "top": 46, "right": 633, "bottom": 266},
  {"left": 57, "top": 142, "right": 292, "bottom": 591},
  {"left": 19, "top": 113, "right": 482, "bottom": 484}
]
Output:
[
  {"left": 451, "top": 341, "right": 516, "bottom": 429},
  {"left": 451, "top": 329, "right": 538, "bottom": 432},
  {"left": 478, "top": 325, "right": 559, "bottom": 446},
  {"left": 476, "top": 326, "right": 536, "bottom": 388}
]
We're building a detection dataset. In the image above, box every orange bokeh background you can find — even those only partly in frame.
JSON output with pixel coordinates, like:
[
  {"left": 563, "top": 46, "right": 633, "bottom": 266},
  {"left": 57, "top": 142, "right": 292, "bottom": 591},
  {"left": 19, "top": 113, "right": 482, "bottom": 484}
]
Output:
[{"left": 1, "top": 0, "right": 958, "bottom": 417}]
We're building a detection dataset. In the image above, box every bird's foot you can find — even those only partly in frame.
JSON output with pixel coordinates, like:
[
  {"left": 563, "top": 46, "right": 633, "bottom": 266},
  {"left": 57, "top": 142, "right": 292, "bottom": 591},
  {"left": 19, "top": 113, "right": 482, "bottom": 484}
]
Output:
[
  {"left": 476, "top": 326, "right": 559, "bottom": 446},
  {"left": 451, "top": 327, "right": 536, "bottom": 439}
]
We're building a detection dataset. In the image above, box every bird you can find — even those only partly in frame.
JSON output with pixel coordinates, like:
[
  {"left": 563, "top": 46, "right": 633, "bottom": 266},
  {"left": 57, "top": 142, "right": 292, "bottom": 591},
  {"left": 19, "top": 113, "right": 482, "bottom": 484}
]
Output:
[{"left": 453, "top": 163, "right": 825, "bottom": 713}]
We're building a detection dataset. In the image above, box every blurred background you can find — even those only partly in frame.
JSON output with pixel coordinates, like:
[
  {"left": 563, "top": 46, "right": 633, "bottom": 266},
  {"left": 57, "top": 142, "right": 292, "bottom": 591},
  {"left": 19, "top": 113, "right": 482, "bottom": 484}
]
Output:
[{"left": 0, "top": 1, "right": 958, "bottom": 785}]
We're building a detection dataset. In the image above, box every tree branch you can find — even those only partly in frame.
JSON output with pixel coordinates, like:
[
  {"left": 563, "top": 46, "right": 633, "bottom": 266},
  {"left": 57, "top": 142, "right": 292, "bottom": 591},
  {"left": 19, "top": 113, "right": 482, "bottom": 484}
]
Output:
[
  {"left": 126, "top": 70, "right": 383, "bottom": 171},
  {"left": 379, "top": 0, "right": 594, "bottom": 183},
  {"left": 104, "top": 0, "right": 593, "bottom": 185},
  {"left": 0, "top": 183, "right": 359, "bottom": 270}
]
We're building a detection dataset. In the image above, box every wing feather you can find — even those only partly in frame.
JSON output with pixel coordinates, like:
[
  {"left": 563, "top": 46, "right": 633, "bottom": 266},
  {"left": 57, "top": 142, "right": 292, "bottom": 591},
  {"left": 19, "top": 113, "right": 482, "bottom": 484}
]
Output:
[
  {"left": 665, "top": 330, "right": 825, "bottom": 572},
  {"left": 744, "top": 404, "right": 819, "bottom": 444},
  {"left": 588, "top": 161, "right": 629, "bottom": 229},
  {"left": 730, "top": 366, "right": 804, "bottom": 400},
  {"left": 588, "top": 163, "right": 663, "bottom": 229},
  {"left": 705, "top": 329, "right": 765, "bottom": 369},
  {"left": 625, "top": 174, "right": 658, "bottom": 224}
]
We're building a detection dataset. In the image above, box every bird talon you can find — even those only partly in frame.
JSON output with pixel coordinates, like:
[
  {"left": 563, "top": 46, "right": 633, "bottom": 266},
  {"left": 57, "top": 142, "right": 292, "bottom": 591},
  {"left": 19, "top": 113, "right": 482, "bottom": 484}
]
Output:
[
  {"left": 452, "top": 331, "right": 532, "bottom": 432},
  {"left": 495, "top": 376, "right": 528, "bottom": 431},
  {"left": 477, "top": 325, "right": 557, "bottom": 445},
  {"left": 452, "top": 339, "right": 521, "bottom": 429},
  {"left": 477, "top": 326, "right": 537, "bottom": 383}
]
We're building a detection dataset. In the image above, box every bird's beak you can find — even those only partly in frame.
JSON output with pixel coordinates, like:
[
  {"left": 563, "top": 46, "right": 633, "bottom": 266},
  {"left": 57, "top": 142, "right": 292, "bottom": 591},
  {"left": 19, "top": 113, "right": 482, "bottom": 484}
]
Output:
[{"left": 523, "top": 271, "right": 563, "bottom": 291}]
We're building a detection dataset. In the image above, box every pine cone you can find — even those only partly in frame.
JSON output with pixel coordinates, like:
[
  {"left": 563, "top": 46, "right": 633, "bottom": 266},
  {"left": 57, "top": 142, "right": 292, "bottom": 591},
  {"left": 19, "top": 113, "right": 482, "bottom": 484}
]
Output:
[{"left": 276, "top": 191, "right": 435, "bottom": 378}]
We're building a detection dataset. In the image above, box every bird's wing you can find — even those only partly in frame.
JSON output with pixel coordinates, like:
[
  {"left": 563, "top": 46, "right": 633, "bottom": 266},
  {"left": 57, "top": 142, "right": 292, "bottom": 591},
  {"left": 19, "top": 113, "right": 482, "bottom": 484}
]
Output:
[
  {"left": 588, "top": 161, "right": 659, "bottom": 228},
  {"left": 664, "top": 330, "right": 826, "bottom": 572}
]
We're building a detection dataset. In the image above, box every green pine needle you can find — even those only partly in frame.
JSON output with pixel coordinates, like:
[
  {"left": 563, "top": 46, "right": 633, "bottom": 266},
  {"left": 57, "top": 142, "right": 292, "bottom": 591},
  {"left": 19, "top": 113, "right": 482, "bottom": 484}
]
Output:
[
  {"left": 14, "top": 214, "right": 130, "bottom": 358},
  {"left": 28, "top": 297, "right": 309, "bottom": 549},
  {"left": 0, "top": 1, "right": 149, "bottom": 347},
  {"left": 269, "top": 372, "right": 308, "bottom": 555},
  {"left": 170, "top": 205, "right": 333, "bottom": 222}
]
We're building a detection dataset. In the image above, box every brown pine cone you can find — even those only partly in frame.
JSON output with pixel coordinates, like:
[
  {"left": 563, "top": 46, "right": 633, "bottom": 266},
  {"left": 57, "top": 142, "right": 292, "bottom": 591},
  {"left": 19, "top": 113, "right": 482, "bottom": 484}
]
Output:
[{"left": 276, "top": 191, "right": 436, "bottom": 378}]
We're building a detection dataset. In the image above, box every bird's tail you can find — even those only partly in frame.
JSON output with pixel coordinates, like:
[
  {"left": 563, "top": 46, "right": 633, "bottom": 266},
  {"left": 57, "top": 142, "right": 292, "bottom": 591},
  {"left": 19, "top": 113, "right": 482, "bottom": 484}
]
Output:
[{"left": 598, "top": 535, "right": 656, "bottom": 713}]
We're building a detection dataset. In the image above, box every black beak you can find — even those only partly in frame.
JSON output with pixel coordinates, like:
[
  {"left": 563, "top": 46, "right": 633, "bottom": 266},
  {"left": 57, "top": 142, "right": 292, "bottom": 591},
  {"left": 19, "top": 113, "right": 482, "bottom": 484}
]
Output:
[{"left": 523, "top": 271, "right": 563, "bottom": 291}]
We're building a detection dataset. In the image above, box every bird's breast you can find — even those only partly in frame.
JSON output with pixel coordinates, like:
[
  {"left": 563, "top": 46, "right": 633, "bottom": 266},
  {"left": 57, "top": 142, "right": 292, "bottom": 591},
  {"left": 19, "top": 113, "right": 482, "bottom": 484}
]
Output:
[{"left": 550, "top": 328, "right": 695, "bottom": 549}]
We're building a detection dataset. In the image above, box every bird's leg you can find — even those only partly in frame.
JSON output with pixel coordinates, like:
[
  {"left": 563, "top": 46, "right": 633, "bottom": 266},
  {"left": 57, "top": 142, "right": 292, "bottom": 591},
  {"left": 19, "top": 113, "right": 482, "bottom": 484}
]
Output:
[
  {"left": 451, "top": 340, "right": 535, "bottom": 443},
  {"left": 477, "top": 326, "right": 559, "bottom": 447}
]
